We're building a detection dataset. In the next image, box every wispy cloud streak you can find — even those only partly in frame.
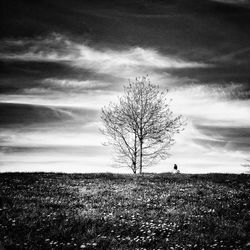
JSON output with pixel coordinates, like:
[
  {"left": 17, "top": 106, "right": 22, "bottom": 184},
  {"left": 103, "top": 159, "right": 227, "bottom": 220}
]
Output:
[{"left": 0, "top": 33, "right": 208, "bottom": 74}]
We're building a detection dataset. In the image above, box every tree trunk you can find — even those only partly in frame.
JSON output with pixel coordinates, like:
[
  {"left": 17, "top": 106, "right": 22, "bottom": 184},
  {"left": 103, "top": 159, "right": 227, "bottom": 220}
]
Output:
[
  {"left": 134, "top": 132, "right": 137, "bottom": 174},
  {"left": 133, "top": 166, "right": 136, "bottom": 174},
  {"left": 139, "top": 139, "right": 143, "bottom": 174}
]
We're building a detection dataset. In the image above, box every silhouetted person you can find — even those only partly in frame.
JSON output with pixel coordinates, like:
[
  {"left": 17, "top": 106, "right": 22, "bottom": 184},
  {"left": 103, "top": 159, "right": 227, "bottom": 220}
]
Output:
[{"left": 173, "top": 164, "right": 180, "bottom": 174}]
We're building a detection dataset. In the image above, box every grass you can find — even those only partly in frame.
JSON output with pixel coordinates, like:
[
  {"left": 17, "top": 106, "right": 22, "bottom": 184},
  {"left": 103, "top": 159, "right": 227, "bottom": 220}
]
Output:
[{"left": 0, "top": 172, "right": 249, "bottom": 249}]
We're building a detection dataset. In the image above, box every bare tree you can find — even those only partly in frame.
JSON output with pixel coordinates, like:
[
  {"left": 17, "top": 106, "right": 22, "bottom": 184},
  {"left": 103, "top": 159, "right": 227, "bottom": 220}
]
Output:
[
  {"left": 101, "top": 102, "right": 139, "bottom": 174},
  {"left": 101, "top": 76, "right": 185, "bottom": 174}
]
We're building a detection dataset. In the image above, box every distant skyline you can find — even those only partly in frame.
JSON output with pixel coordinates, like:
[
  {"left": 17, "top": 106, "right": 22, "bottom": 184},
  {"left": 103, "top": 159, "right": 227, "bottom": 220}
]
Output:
[{"left": 1, "top": 0, "right": 250, "bottom": 173}]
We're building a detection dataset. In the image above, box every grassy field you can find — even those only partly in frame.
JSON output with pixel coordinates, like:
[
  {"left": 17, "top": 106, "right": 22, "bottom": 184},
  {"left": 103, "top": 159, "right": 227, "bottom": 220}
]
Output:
[{"left": 0, "top": 173, "right": 249, "bottom": 250}]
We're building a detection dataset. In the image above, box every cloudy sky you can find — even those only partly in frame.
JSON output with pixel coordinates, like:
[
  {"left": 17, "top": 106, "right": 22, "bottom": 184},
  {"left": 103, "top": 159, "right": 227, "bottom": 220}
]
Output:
[{"left": 1, "top": 0, "right": 250, "bottom": 173}]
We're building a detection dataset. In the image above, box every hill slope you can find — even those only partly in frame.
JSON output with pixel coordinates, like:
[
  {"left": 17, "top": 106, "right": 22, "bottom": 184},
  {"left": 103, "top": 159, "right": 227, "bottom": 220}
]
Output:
[{"left": 0, "top": 173, "right": 249, "bottom": 249}]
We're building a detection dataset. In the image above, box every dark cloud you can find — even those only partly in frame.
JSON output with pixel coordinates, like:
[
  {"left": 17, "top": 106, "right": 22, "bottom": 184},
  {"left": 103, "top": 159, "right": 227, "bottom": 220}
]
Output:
[
  {"left": 197, "top": 125, "right": 250, "bottom": 139},
  {"left": 3, "top": 0, "right": 250, "bottom": 88},
  {"left": 162, "top": 66, "right": 250, "bottom": 88},
  {"left": 210, "top": 0, "right": 250, "bottom": 7},
  {"left": 0, "top": 103, "right": 97, "bottom": 126},
  {"left": 0, "top": 60, "right": 80, "bottom": 79},
  {"left": 0, "top": 145, "right": 107, "bottom": 156},
  {"left": 194, "top": 138, "right": 250, "bottom": 153},
  {"left": 2, "top": 0, "right": 250, "bottom": 51},
  {"left": 2, "top": 0, "right": 250, "bottom": 77},
  {"left": 0, "top": 103, "right": 71, "bottom": 126},
  {"left": 0, "top": 59, "right": 122, "bottom": 94},
  {"left": 195, "top": 125, "right": 250, "bottom": 152}
]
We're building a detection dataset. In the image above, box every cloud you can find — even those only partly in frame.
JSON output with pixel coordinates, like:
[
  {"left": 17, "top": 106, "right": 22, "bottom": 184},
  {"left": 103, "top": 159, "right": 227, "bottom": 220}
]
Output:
[
  {"left": 210, "top": 47, "right": 250, "bottom": 65},
  {"left": 0, "top": 33, "right": 76, "bottom": 61},
  {"left": 170, "top": 84, "right": 250, "bottom": 127},
  {"left": 0, "top": 122, "right": 103, "bottom": 149},
  {"left": 41, "top": 78, "right": 111, "bottom": 91},
  {"left": 195, "top": 125, "right": 250, "bottom": 152},
  {"left": 0, "top": 145, "right": 108, "bottom": 156},
  {"left": 73, "top": 45, "right": 207, "bottom": 74},
  {"left": 211, "top": 0, "right": 250, "bottom": 6},
  {"left": 0, "top": 33, "right": 208, "bottom": 77},
  {"left": 0, "top": 90, "right": 118, "bottom": 109},
  {"left": 0, "top": 103, "right": 74, "bottom": 125}
]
